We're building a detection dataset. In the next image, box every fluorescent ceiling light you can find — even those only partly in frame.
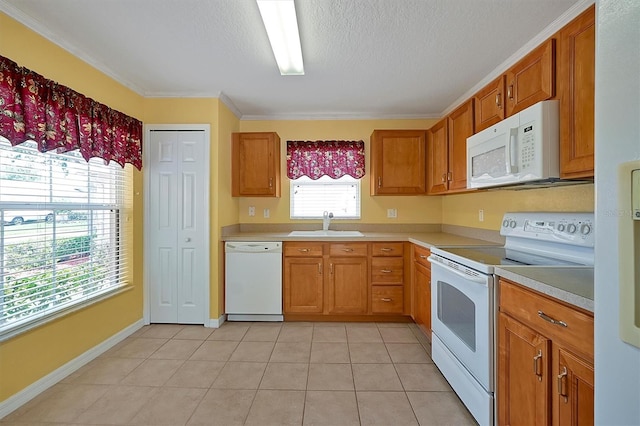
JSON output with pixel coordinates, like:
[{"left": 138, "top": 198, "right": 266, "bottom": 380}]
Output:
[{"left": 257, "top": 0, "right": 304, "bottom": 75}]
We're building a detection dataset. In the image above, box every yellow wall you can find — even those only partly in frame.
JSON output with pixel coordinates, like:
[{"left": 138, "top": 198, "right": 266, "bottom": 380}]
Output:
[
  {"left": 239, "top": 119, "right": 443, "bottom": 224},
  {"left": 442, "top": 183, "right": 595, "bottom": 230},
  {"left": 0, "top": 12, "right": 145, "bottom": 402}
]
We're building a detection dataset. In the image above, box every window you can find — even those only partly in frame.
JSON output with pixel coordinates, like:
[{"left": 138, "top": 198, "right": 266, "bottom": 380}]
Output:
[
  {"left": 0, "top": 136, "right": 130, "bottom": 338},
  {"left": 290, "top": 175, "right": 360, "bottom": 219}
]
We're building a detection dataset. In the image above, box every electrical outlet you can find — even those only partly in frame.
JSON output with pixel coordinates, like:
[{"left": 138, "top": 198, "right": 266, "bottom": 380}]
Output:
[
  {"left": 387, "top": 208, "right": 398, "bottom": 218},
  {"left": 248, "top": 206, "right": 255, "bottom": 217},
  {"left": 263, "top": 208, "right": 270, "bottom": 218},
  {"left": 479, "top": 209, "right": 484, "bottom": 222}
]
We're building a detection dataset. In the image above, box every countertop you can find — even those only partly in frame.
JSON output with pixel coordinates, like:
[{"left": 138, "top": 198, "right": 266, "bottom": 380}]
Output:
[{"left": 495, "top": 266, "right": 594, "bottom": 313}]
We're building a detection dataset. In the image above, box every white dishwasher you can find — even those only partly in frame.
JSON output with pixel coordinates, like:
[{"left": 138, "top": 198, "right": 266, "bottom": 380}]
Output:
[{"left": 224, "top": 241, "right": 283, "bottom": 322}]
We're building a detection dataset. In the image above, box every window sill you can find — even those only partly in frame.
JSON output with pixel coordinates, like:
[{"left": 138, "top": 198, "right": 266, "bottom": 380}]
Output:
[{"left": 0, "top": 285, "right": 134, "bottom": 343}]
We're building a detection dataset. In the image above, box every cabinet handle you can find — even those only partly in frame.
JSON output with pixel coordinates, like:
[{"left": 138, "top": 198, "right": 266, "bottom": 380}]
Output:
[
  {"left": 381, "top": 298, "right": 393, "bottom": 302},
  {"left": 378, "top": 176, "right": 382, "bottom": 188},
  {"left": 318, "top": 263, "right": 322, "bottom": 275},
  {"left": 330, "top": 263, "right": 333, "bottom": 274},
  {"left": 557, "top": 366, "right": 568, "bottom": 402},
  {"left": 342, "top": 248, "right": 354, "bottom": 252},
  {"left": 447, "top": 172, "right": 452, "bottom": 181},
  {"left": 533, "top": 349, "right": 543, "bottom": 381},
  {"left": 380, "top": 269, "right": 393, "bottom": 273},
  {"left": 380, "top": 248, "right": 393, "bottom": 252},
  {"left": 269, "top": 177, "right": 273, "bottom": 188},
  {"left": 298, "top": 248, "right": 310, "bottom": 253},
  {"left": 538, "top": 310, "right": 568, "bottom": 328},
  {"left": 496, "top": 93, "right": 502, "bottom": 109},
  {"left": 507, "top": 84, "right": 514, "bottom": 100},
  {"left": 441, "top": 173, "right": 446, "bottom": 183},
  {"left": 419, "top": 255, "right": 428, "bottom": 259}
]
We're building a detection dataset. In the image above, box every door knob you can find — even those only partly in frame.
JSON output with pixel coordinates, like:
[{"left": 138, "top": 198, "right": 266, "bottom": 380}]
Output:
[{"left": 185, "top": 237, "right": 191, "bottom": 242}]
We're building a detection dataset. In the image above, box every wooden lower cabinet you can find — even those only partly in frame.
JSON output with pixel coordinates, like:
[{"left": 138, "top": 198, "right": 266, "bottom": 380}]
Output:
[
  {"left": 283, "top": 241, "right": 410, "bottom": 319},
  {"left": 554, "top": 345, "right": 594, "bottom": 426},
  {"left": 498, "top": 312, "right": 551, "bottom": 425},
  {"left": 326, "top": 256, "right": 368, "bottom": 314},
  {"left": 498, "top": 278, "right": 594, "bottom": 426},
  {"left": 411, "top": 245, "right": 431, "bottom": 337},
  {"left": 283, "top": 256, "right": 323, "bottom": 313}
]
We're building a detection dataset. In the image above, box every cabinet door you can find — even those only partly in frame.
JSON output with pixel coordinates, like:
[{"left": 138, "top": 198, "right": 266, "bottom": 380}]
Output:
[
  {"left": 558, "top": 6, "right": 595, "bottom": 179},
  {"left": 474, "top": 75, "right": 506, "bottom": 132},
  {"left": 370, "top": 130, "right": 426, "bottom": 195},
  {"left": 427, "top": 118, "right": 449, "bottom": 194},
  {"left": 498, "top": 313, "right": 551, "bottom": 426},
  {"left": 554, "top": 346, "right": 594, "bottom": 426},
  {"left": 232, "top": 132, "right": 280, "bottom": 197},
  {"left": 447, "top": 99, "right": 474, "bottom": 191},
  {"left": 283, "top": 257, "right": 323, "bottom": 313},
  {"left": 505, "top": 39, "right": 555, "bottom": 116},
  {"left": 412, "top": 261, "right": 431, "bottom": 337},
  {"left": 326, "top": 257, "right": 368, "bottom": 314}
]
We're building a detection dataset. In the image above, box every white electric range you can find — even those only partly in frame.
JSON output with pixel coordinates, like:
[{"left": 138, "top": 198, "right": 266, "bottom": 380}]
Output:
[{"left": 428, "top": 212, "right": 594, "bottom": 426}]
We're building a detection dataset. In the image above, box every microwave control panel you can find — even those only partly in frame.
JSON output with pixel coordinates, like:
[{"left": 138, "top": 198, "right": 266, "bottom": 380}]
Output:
[{"left": 519, "top": 122, "right": 536, "bottom": 171}]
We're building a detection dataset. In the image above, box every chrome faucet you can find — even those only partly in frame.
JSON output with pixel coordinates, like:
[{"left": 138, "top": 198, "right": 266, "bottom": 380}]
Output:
[{"left": 322, "top": 211, "right": 334, "bottom": 231}]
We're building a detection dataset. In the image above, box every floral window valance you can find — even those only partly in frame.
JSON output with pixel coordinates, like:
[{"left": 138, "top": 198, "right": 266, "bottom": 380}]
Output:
[
  {"left": 0, "top": 55, "right": 143, "bottom": 170},
  {"left": 287, "top": 140, "right": 365, "bottom": 180}
]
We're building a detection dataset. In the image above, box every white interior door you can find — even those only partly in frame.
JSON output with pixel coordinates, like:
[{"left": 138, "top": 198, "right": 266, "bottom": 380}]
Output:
[{"left": 146, "top": 128, "right": 209, "bottom": 324}]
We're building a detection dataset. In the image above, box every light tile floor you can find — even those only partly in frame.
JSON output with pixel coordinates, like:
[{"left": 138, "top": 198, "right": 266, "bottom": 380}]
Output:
[{"left": 1, "top": 322, "right": 477, "bottom": 426}]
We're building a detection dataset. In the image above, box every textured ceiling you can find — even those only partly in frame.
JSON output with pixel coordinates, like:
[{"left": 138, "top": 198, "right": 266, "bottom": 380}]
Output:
[{"left": 0, "top": 0, "right": 590, "bottom": 119}]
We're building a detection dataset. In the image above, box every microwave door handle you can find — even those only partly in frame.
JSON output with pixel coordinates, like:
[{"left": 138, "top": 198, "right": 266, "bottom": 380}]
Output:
[{"left": 506, "top": 128, "right": 518, "bottom": 173}]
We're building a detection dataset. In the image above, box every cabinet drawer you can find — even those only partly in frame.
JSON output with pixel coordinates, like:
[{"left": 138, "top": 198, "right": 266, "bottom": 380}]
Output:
[
  {"left": 372, "top": 242, "right": 404, "bottom": 257},
  {"left": 371, "top": 257, "right": 404, "bottom": 284},
  {"left": 500, "top": 279, "right": 593, "bottom": 358},
  {"left": 372, "top": 286, "right": 404, "bottom": 313},
  {"left": 413, "top": 245, "right": 431, "bottom": 268},
  {"left": 329, "top": 243, "right": 368, "bottom": 257},
  {"left": 284, "top": 242, "right": 323, "bottom": 257}
]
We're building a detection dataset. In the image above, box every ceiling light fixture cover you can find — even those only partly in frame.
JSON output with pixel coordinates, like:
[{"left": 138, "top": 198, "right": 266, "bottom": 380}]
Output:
[{"left": 257, "top": 0, "right": 304, "bottom": 75}]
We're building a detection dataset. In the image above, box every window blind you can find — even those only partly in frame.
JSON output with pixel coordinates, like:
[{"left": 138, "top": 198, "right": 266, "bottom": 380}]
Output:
[
  {"left": 290, "top": 175, "right": 360, "bottom": 219},
  {"left": 0, "top": 137, "right": 131, "bottom": 338}
]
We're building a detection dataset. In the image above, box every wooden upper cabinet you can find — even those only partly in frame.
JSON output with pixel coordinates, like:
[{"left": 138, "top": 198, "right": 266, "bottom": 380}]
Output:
[
  {"left": 447, "top": 99, "right": 474, "bottom": 191},
  {"left": 558, "top": 5, "right": 595, "bottom": 179},
  {"left": 232, "top": 132, "right": 281, "bottom": 197},
  {"left": 427, "top": 99, "right": 474, "bottom": 194},
  {"left": 426, "top": 118, "right": 448, "bottom": 194},
  {"left": 505, "top": 39, "right": 556, "bottom": 116},
  {"left": 474, "top": 75, "right": 506, "bottom": 132},
  {"left": 370, "top": 130, "right": 426, "bottom": 195}
]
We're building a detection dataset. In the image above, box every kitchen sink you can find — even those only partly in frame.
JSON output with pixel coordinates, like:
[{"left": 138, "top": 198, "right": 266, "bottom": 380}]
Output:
[{"left": 288, "top": 230, "right": 365, "bottom": 237}]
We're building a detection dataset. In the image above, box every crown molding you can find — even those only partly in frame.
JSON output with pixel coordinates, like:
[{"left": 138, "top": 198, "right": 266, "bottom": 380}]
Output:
[
  {"left": 441, "top": 0, "right": 595, "bottom": 117},
  {"left": 218, "top": 92, "right": 243, "bottom": 119},
  {"left": 0, "top": 0, "right": 146, "bottom": 96},
  {"left": 241, "top": 112, "right": 440, "bottom": 121}
]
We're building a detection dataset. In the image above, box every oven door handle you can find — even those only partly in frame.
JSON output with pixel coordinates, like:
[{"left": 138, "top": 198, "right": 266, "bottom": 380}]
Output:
[{"left": 427, "top": 256, "right": 488, "bottom": 285}]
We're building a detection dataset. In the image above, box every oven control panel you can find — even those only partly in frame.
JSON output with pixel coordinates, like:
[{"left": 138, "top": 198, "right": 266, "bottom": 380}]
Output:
[{"left": 500, "top": 212, "right": 595, "bottom": 247}]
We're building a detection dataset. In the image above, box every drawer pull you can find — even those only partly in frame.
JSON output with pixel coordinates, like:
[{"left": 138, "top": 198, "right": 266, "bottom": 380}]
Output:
[
  {"left": 538, "top": 310, "right": 568, "bottom": 328},
  {"left": 380, "top": 269, "right": 393, "bottom": 273},
  {"left": 381, "top": 298, "right": 393, "bottom": 302},
  {"left": 318, "top": 263, "right": 322, "bottom": 275},
  {"left": 533, "top": 349, "right": 543, "bottom": 381},
  {"left": 298, "top": 248, "right": 310, "bottom": 253},
  {"left": 342, "top": 248, "right": 354, "bottom": 252},
  {"left": 557, "top": 366, "right": 568, "bottom": 402},
  {"left": 380, "top": 248, "right": 393, "bottom": 252}
]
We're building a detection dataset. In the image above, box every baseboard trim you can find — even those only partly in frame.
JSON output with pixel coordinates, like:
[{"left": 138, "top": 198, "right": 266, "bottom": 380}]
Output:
[
  {"left": 207, "top": 314, "right": 226, "bottom": 328},
  {"left": 0, "top": 319, "right": 144, "bottom": 419}
]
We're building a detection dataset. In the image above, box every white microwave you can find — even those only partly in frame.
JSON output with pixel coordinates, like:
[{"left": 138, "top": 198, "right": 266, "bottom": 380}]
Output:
[{"left": 467, "top": 100, "right": 560, "bottom": 189}]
